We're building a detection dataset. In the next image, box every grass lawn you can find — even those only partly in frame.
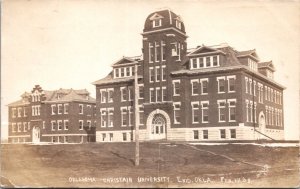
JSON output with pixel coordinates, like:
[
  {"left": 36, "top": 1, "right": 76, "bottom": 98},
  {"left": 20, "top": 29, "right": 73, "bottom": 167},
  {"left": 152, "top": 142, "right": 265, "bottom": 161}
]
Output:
[{"left": 0, "top": 142, "right": 299, "bottom": 188}]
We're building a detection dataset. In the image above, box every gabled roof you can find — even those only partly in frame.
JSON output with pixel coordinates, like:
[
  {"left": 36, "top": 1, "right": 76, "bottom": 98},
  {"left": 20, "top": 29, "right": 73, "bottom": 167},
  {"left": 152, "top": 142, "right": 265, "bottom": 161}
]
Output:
[
  {"left": 236, "top": 49, "right": 259, "bottom": 61},
  {"left": 149, "top": 13, "right": 164, "bottom": 20},
  {"left": 187, "top": 45, "right": 226, "bottom": 56},
  {"left": 111, "top": 56, "right": 141, "bottom": 67},
  {"left": 258, "top": 61, "right": 275, "bottom": 71}
]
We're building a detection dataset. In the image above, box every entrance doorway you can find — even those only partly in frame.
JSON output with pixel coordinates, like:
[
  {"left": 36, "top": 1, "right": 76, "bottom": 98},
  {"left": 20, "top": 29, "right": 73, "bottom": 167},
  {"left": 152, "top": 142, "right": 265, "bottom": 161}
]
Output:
[
  {"left": 258, "top": 112, "right": 266, "bottom": 140},
  {"left": 32, "top": 126, "right": 40, "bottom": 143},
  {"left": 151, "top": 114, "right": 166, "bottom": 140}
]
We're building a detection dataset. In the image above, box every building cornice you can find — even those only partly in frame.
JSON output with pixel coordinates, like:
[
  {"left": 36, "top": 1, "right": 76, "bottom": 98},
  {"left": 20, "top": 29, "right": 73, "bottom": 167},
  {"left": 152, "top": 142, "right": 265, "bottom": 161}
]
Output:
[{"left": 141, "top": 27, "right": 188, "bottom": 38}]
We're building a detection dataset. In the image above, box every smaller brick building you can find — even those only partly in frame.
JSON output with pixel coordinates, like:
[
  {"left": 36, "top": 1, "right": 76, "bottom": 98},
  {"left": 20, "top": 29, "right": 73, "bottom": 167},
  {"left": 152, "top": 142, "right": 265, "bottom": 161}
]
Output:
[{"left": 7, "top": 85, "right": 96, "bottom": 143}]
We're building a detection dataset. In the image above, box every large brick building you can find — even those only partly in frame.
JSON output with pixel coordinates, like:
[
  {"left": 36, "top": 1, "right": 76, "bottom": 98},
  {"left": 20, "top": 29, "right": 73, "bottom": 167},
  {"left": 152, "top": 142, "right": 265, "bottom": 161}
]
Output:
[
  {"left": 7, "top": 85, "right": 96, "bottom": 143},
  {"left": 92, "top": 9, "right": 285, "bottom": 142}
]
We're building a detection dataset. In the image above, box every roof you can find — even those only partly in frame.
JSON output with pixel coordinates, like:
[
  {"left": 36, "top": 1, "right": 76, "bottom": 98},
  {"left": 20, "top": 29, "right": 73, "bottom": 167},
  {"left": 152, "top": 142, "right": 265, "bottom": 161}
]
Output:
[
  {"left": 8, "top": 87, "right": 95, "bottom": 106},
  {"left": 143, "top": 8, "right": 186, "bottom": 34},
  {"left": 258, "top": 61, "right": 275, "bottom": 71},
  {"left": 111, "top": 56, "right": 141, "bottom": 67},
  {"left": 7, "top": 99, "right": 30, "bottom": 107},
  {"left": 92, "top": 72, "right": 143, "bottom": 86},
  {"left": 171, "top": 65, "right": 285, "bottom": 89}
]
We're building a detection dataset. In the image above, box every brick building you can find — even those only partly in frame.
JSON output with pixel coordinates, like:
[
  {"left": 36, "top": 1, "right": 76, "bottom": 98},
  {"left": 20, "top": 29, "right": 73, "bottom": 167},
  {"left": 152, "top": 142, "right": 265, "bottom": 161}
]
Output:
[
  {"left": 93, "top": 9, "right": 285, "bottom": 142},
  {"left": 7, "top": 85, "right": 96, "bottom": 143}
]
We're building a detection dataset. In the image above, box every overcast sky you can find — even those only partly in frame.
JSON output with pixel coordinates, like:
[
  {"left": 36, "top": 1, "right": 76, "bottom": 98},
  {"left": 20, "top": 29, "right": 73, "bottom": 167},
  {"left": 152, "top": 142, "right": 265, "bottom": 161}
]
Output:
[{"left": 2, "top": 0, "right": 299, "bottom": 140}]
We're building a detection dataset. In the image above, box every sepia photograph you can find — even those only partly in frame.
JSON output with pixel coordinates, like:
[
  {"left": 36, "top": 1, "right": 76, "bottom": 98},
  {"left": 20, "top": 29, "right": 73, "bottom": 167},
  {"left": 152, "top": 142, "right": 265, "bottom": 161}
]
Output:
[{"left": 1, "top": 0, "right": 299, "bottom": 188}]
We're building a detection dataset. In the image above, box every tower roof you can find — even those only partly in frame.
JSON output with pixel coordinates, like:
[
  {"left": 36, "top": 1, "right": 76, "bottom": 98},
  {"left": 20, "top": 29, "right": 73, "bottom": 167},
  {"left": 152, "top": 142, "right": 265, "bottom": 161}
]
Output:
[{"left": 143, "top": 9, "right": 186, "bottom": 34}]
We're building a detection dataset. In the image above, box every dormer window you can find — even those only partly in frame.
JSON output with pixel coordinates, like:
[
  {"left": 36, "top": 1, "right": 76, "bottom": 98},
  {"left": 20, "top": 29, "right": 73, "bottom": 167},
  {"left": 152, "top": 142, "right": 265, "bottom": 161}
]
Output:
[
  {"left": 114, "top": 66, "right": 134, "bottom": 79},
  {"left": 248, "top": 58, "right": 258, "bottom": 72},
  {"left": 190, "top": 55, "right": 219, "bottom": 69},
  {"left": 266, "top": 70, "right": 274, "bottom": 79},
  {"left": 175, "top": 20, "right": 181, "bottom": 29},
  {"left": 152, "top": 19, "right": 162, "bottom": 28}
]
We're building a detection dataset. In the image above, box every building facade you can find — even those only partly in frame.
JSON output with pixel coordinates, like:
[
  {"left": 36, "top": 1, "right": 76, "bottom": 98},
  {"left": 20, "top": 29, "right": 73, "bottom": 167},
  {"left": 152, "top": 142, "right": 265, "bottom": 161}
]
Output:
[
  {"left": 93, "top": 9, "right": 285, "bottom": 142},
  {"left": 7, "top": 85, "right": 96, "bottom": 143}
]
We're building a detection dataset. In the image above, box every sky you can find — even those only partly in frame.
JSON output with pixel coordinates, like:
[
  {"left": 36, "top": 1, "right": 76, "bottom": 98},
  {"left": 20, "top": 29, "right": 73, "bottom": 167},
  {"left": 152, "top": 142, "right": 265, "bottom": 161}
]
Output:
[{"left": 1, "top": 0, "right": 300, "bottom": 140}]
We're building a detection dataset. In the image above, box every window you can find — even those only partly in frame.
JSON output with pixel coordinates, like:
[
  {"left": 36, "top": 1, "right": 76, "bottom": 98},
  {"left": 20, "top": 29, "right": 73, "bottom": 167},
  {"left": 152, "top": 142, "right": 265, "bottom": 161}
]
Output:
[
  {"left": 246, "top": 100, "right": 249, "bottom": 122},
  {"left": 108, "top": 108, "right": 114, "bottom": 127},
  {"left": 230, "top": 129, "right": 236, "bottom": 139},
  {"left": 200, "top": 79, "right": 208, "bottom": 94},
  {"left": 32, "top": 106, "right": 35, "bottom": 116},
  {"left": 87, "top": 120, "right": 91, "bottom": 130},
  {"left": 149, "top": 67, "right": 155, "bottom": 83},
  {"left": 173, "top": 102, "right": 181, "bottom": 124},
  {"left": 79, "top": 104, "right": 83, "bottom": 114},
  {"left": 109, "top": 133, "right": 113, "bottom": 141},
  {"left": 12, "top": 108, "right": 16, "bottom": 118},
  {"left": 213, "top": 56, "right": 218, "bottom": 66},
  {"left": 64, "top": 136, "right": 68, "bottom": 143},
  {"left": 176, "top": 20, "right": 181, "bottom": 29},
  {"left": 150, "top": 88, "right": 155, "bottom": 103},
  {"left": 58, "top": 120, "right": 62, "bottom": 130},
  {"left": 28, "top": 122, "right": 31, "bottom": 130},
  {"left": 64, "top": 104, "right": 69, "bottom": 114},
  {"left": 220, "top": 129, "right": 226, "bottom": 139},
  {"left": 253, "top": 81, "right": 256, "bottom": 96},
  {"left": 228, "top": 99, "right": 236, "bottom": 122},
  {"left": 121, "top": 87, "right": 127, "bottom": 101},
  {"left": 123, "top": 133, "right": 127, "bottom": 141},
  {"left": 121, "top": 68, "right": 125, "bottom": 77},
  {"left": 139, "top": 85, "right": 144, "bottom": 99},
  {"left": 100, "top": 89, "right": 107, "bottom": 103},
  {"left": 249, "top": 79, "right": 252, "bottom": 95},
  {"left": 149, "top": 43, "right": 154, "bottom": 62},
  {"left": 79, "top": 120, "right": 83, "bottom": 130},
  {"left": 64, "top": 120, "right": 69, "bottom": 130},
  {"left": 265, "top": 86, "right": 268, "bottom": 100},
  {"left": 51, "top": 105, "right": 56, "bottom": 115},
  {"left": 156, "top": 66, "right": 160, "bottom": 82},
  {"left": 51, "top": 121, "right": 56, "bottom": 131},
  {"left": 12, "top": 123, "right": 16, "bottom": 133},
  {"left": 139, "top": 106, "right": 144, "bottom": 125},
  {"left": 23, "top": 122, "right": 27, "bottom": 132},
  {"left": 162, "top": 87, "right": 167, "bottom": 102},
  {"left": 115, "top": 68, "right": 120, "bottom": 78},
  {"left": 100, "top": 109, "right": 107, "bottom": 127},
  {"left": 152, "top": 19, "right": 161, "bottom": 27},
  {"left": 42, "top": 121, "right": 45, "bottom": 129},
  {"left": 126, "top": 67, "right": 130, "bottom": 77},
  {"left": 199, "top": 58, "right": 204, "bottom": 67},
  {"left": 108, "top": 89, "right": 114, "bottom": 103},
  {"left": 57, "top": 104, "right": 62, "bottom": 115},
  {"left": 203, "top": 130, "right": 208, "bottom": 139},
  {"left": 156, "top": 87, "right": 161, "bottom": 102},
  {"left": 271, "top": 89, "right": 273, "bottom": 102},
  {"left": 191, "top": 79, "right": 199, "bottom": 95},
  {"left": 128, "top": 107, "right": 133, "bottom": 126},
  {"left": 244, "top": 77, "right": 249, "bottom": 95},
  {"left": 173, "top": 80, "right": 180, "bottom": 96},
  {"left": 193, "top": 130, "right": 199, "bottom": 140},
  {"left": 191, "top": 102, "right": 200, "bottom": 123},
  {"left": 201, "top": 101, "right": 209, "bottom": 123},
  {"left": 161, "top": 41, "right": 166, "bottom": 61},
  {"left": 102, "top": 134, "right": 106, "bottom": 141},
  {"left": 23, "top": 107, "right": 27, "bottom": 117},
  {"left": 227, "top": 76, "right": 236, "bottom": 92},
  {"left": 121, "top": 107, "right": 127, "bottom": 127},
  {"left": 17, "top": 108, "right": 22, "bottom": 117},
  {"left": 155, "top": 42, "right": 160, "bottom": 62},
  {"left": 217, "top": 77, "right": 225, "bottom": 93},
  {"left": 162, "top": 66, "right": 166, "bottom": 81},
  {"left": 218, "top": 100, "right": 226, "bottom": 122},
  {"left": 191, "top": 58, "right": 198, "bottom": 69},
  {"left": 206, "top": 57, "right": 211, "bottom": 67}
]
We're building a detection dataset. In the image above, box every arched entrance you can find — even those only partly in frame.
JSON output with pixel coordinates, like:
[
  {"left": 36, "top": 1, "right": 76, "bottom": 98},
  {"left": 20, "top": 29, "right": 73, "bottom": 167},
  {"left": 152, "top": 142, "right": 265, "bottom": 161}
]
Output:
[
  {"left": 146, "top": 109, "right": 171, "bottom": 140},
  {"left": 151, "top": 114, "right": 166, "bottom": 140},
  {"left": 258, "top": 111, "right": 266, "bottom": 140},
  {"left": 32, "top": 126, "right": 40, "bottom": 143}
]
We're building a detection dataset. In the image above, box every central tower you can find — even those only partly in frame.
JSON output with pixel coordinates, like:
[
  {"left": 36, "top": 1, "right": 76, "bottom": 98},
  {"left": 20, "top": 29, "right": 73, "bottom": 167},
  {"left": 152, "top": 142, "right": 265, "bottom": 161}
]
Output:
[{"left": 141, "top": 9, "right": 188, "bottom": 104}]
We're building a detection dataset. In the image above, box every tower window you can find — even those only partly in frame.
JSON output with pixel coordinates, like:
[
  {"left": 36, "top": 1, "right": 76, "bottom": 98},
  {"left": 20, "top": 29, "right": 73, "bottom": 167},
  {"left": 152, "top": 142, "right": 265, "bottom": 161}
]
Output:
[
  {"left": 152, "top": 19, "right": 162, "bottom": 28},
  {"left": 176, "top": 20, "right": 181, "bottom": 29}
]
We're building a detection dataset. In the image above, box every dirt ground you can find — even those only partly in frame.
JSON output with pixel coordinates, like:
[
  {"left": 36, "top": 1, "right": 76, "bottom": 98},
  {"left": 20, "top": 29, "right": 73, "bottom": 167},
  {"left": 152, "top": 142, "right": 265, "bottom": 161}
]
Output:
[{"left": 0, "top": 142, "right": 299, "bottom": 188}]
